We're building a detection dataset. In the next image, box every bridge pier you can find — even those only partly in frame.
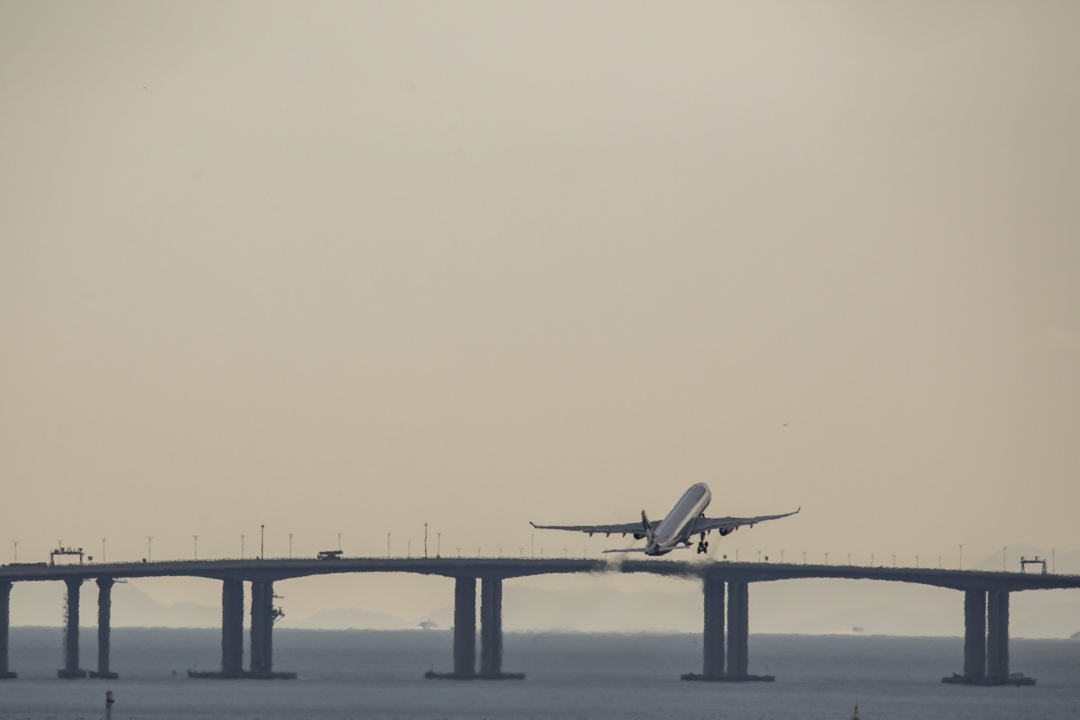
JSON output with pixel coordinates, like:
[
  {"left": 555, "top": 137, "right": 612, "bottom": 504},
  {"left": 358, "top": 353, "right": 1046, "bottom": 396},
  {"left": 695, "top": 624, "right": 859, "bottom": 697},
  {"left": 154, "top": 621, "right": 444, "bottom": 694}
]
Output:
[
  {"left": 944, "top": 589, "right": 1031, "bottom": 686},
  {"left": 726, "top": 582, "right": 749, "bottom": 678},
  {"left": 250, "top": 581, "right": 271, "bottom": 675},
  {"left": 426, "top": 576, "right": 476, "bottom": 679},
  {"left": 427, "top": 576, "right": 522, "bottom": 680},
  {"left": 963, "top": 590, "right": 986, "bottom": 680},
  {"left": 89, "top": 578, "right": 118, "bottom": 679},
  {"left": 703, "top": 576, "right": 725, "bottom": 678},
  {"left": 222, "top": 579, "right": 245, "bottom": 675},
  {"left": 986, "top": 591, "right": 1009, "bottom": 683},
  {"left": 479, "top": 578, "right": 501, "bottom": 677},
  {"left": 683, "top": 578, "right": 772, "bottom": 682},
  {"left": 480, "top": 577, "right": 524, "bottom": 679},
  {"left": 57, "top": 578, "right": 86, "bottom": 678},
  {"left": 190, "top": 579, "right": 294, "bottom": 679},
  {"left": 681, "top": 576, "right": 725, "bottom": 681},
  {"left": 454, "top": 577, "right": 476, "bottom": 677},
  {"left": 248, "top": 580, "right": 294, "bottom": 679},
  {"left": 0, "top": 582, "right": 15, "bottom": 678}
]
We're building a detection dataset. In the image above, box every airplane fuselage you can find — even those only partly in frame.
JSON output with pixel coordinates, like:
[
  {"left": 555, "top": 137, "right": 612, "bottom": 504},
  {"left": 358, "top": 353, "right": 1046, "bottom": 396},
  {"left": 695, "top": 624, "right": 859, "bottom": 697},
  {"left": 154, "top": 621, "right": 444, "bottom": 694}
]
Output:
[{"left": 646, "top": 482, "right": 712, "bottom": 555}]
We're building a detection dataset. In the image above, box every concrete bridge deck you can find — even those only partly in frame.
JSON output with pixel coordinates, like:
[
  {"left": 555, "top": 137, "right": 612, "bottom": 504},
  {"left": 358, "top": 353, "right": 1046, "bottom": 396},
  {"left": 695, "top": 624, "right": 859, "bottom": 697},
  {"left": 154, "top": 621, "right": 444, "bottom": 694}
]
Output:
[
  {"left": 1, "top": 556, "right": 1076, "bottom": 684},
  {"left": 4, "top": 556, "right": 1078, "bottom": 590}
]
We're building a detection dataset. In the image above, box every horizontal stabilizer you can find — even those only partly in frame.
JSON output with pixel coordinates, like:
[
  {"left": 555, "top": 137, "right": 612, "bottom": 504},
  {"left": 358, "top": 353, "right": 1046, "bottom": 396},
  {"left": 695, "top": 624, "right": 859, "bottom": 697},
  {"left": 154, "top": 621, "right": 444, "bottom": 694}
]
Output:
[{"left": 601, "top": 547, "right": 649, "bottom": 554}]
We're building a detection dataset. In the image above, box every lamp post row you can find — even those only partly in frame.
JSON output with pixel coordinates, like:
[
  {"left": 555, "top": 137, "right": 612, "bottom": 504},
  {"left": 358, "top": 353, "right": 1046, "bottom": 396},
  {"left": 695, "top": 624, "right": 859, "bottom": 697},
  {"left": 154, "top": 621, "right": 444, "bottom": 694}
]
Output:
[{"left": 4, "top": 536, "right": 1049, "bottom": 571}]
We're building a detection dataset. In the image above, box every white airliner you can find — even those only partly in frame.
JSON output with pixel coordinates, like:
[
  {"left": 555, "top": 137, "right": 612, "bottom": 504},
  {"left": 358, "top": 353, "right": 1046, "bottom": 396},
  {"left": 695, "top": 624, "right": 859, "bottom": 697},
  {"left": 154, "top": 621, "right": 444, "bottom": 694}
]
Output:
[{"left": 530, "top": 483, "right": 799, "bottom": 556}]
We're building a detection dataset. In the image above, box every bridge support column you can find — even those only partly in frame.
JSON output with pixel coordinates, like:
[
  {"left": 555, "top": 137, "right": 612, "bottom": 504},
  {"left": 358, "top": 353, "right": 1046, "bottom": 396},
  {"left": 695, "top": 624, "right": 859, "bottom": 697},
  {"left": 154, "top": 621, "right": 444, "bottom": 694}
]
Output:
[
  {"left": 427, "top": 577, "right": 486, "bottom": 679},
  {"left": 703, "top": 576, "right": 725, "bottom": 678},
  {"left": 222, "top": 580, "right": 245, "bottom": 676},
  {"left": 0, "top": 582, "right": 15, "bottom": 678},
  {"left": 963, "top": 590, "right": 986, "bottom": 681},
  {"left": 478, "top": 577, "right": 524, "bottom": 680},
  {"left": 453, "top": 577, "right": 476, "bottom": 677},
  {"left": 986, "top": 591, "right": 1009, "bottom": 683},
  {"left": 58, "top": 578, "right": 86, "bottom": 678},
  {"left": 250, "top": 581, "right": 273, "bottom": 675},
  {"left": 89, "top": 578, "right": 118, "bottom": 679},
  {"left": 726, "top": 582, "right": 748, "bottom": 678},
  {"left": 479, "top": 578, "right": 501, "bottom": 677},
  {"left": 681, "top": 575, "right": 726, "bottom": 681},
  {"left": 245, "top": 580, "right": 295, "bottom": 679}
]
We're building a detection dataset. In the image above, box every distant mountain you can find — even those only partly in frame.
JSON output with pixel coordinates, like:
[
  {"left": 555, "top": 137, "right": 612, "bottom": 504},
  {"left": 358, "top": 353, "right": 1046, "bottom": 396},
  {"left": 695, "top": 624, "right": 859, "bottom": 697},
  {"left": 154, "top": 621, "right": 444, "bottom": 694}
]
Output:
[{"left": 10, "top": 580, "right": 218, "bottom": 628}]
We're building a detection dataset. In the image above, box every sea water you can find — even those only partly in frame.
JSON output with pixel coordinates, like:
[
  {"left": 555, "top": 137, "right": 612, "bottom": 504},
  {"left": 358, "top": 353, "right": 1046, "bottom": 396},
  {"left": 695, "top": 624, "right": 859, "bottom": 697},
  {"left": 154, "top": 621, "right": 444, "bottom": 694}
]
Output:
[{"left": 1, "top": 628, "right": 1077, "bottom": 719}]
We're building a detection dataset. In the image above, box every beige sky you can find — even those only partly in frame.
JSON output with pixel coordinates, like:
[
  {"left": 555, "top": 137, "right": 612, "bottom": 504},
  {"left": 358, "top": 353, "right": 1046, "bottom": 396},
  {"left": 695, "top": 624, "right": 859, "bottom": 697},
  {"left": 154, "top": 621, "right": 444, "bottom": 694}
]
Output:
[{"left": 2, "top": 2, "right": 1079, "bottom": 618}]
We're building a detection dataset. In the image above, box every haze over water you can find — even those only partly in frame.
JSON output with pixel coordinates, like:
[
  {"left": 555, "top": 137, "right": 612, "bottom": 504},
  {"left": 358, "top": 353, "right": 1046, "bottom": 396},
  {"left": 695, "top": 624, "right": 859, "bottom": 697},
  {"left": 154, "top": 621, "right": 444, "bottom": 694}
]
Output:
[{"left": 2, "top": 629, "right": 1079, "bottom": 720}]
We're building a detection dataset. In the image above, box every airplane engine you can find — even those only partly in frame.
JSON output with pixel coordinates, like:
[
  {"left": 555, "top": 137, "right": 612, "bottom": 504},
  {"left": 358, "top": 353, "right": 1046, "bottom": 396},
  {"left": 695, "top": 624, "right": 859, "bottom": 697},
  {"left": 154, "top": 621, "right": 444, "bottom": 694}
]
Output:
[
  {"left": 633, "top": 533, "right": 644, "bottom": 540},
  {"left": 718, "top": 528, "right": 733, "bottom": 537}
]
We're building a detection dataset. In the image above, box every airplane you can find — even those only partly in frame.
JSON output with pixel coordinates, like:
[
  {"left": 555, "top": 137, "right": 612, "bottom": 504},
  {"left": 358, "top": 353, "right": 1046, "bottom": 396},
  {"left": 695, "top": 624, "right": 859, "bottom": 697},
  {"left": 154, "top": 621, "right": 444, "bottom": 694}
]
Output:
[{"left": 530, "top": 483, "right": 798, "bottom": 556}]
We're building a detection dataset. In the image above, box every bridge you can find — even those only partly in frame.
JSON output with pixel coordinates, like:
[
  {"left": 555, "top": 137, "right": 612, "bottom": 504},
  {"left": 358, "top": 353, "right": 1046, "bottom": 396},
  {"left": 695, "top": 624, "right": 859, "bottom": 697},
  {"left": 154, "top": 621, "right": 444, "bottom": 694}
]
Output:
[{"left": 1, "top": 557, "right": 1076, "bottom": 685}]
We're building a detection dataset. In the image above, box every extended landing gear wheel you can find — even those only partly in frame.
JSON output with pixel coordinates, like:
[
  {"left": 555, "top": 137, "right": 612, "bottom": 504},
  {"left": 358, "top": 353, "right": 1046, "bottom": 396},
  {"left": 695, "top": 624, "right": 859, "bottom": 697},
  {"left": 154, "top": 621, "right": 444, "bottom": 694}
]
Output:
[{"left": 696, "top": 541, "right": 709, "bottom": 554}]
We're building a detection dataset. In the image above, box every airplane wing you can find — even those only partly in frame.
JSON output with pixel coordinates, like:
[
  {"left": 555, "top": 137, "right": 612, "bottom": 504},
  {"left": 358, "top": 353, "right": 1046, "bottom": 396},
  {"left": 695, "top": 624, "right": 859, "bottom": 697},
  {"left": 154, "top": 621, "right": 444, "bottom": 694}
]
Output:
[
  {"left": 529, "top": 520, "right": 659, "bottom": 537},
  {"left": 690, "top": 508, "right": 800, "bottom": 536}
]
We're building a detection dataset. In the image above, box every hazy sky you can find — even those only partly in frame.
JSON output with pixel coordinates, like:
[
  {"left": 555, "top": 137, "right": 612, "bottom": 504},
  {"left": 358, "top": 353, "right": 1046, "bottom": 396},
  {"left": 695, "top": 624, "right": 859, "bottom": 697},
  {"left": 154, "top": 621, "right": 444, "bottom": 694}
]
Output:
[{"left": 2, "top": 2, "right": 1079, "bottom": 619}]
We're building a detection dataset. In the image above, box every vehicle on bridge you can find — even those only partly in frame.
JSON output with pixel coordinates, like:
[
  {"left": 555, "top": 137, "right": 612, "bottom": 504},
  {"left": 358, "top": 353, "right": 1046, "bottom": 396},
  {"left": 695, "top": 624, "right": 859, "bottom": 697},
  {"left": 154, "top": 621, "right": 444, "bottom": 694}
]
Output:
[{"left": 530, "top": 483, "right": 799, "bottom": 556}]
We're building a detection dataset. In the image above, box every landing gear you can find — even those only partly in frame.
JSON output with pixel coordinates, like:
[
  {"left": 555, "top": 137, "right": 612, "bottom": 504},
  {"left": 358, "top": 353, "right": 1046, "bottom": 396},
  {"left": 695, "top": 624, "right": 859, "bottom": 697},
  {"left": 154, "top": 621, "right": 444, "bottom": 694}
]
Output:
[{"left": 696, "top": 533, "right": 709, "bottom": 555}]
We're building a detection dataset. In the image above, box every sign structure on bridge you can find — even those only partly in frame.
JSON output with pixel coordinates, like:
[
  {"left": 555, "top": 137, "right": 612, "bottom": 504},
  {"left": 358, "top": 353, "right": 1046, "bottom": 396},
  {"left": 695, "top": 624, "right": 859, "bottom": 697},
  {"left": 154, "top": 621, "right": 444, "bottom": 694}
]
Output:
[{"left": 49, "top": 547, "right": 85, "bottom": 566}]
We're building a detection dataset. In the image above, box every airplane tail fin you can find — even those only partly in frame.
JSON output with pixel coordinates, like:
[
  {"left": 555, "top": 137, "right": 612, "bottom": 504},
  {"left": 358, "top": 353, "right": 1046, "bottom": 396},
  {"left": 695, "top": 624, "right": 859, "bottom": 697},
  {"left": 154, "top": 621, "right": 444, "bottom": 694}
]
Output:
[{"left": 641, "top": 510, "right": 656, "bottom": 545}]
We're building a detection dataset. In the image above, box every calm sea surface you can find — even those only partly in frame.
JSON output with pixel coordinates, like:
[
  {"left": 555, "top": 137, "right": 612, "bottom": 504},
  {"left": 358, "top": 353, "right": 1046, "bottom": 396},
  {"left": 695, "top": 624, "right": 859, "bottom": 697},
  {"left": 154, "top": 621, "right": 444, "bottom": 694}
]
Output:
[{"left": 1, "top": 628, "right": 1077, "bottom": 719}]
